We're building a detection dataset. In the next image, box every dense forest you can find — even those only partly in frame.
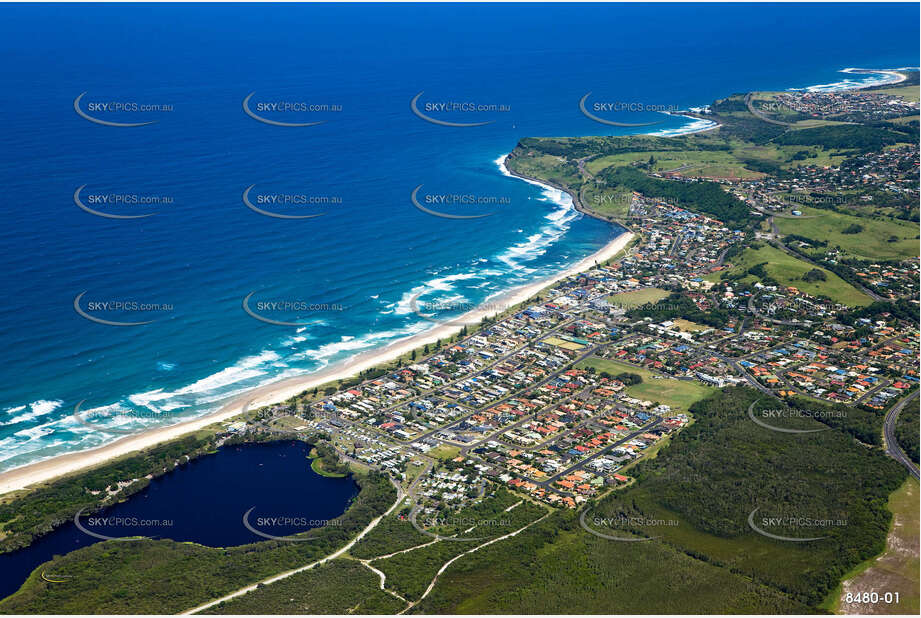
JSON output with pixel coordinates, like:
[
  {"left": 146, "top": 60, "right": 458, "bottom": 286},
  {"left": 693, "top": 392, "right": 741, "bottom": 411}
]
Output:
[
  {"left": 895, "top": 400, "right": 920, "bottom": 464},
  {"left": 413, "top": 507, "right": 811, "bottom": 614},
  {"left": 618, "top": 386, "right": 905, "bottom": 607},
  {"left": 772, "top": 125, "right": 914, "bottom": 151},
  {"left": 787, "top": 395, "right": 885, "bottom": 446},
  {"left": 598, "top": 165, "right": 751, "bottom": 229},
  {"left": 626, "top": 291, "right": 732, "bottom": 328}
]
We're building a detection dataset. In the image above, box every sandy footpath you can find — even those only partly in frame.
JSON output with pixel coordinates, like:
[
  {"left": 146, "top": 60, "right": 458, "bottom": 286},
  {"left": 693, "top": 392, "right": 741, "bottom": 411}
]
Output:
[{"left": 0, "top": 213, "right": 633, "bottom": 496}]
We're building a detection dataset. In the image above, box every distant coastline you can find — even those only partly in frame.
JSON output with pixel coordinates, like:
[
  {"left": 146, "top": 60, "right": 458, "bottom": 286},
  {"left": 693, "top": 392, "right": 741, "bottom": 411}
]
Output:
[{"left": 801, "top": 67, "right": 911, "bottom": 92}]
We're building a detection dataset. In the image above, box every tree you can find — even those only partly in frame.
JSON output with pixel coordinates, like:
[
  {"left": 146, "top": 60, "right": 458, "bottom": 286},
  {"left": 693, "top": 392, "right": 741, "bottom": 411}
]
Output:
[{"left": 802, "top": 268, "right": 827, "bottom": 283}]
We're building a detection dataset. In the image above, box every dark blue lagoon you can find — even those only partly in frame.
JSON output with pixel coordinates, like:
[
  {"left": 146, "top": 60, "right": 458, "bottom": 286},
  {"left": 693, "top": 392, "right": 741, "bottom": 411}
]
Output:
[{"left": 0, "top": 440, "right": 358, "bottom": 601}]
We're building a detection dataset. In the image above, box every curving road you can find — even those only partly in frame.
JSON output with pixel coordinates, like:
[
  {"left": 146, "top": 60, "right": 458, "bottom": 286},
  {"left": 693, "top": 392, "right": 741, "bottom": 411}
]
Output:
[{"left": 883, "top": 390, "right": 919, "bottom": 480}]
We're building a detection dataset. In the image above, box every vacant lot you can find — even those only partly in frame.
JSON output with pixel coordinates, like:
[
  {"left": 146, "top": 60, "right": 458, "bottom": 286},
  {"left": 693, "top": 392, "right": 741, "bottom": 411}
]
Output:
[
  {"left": 672, "top": 318, "right": 709, "bottom": 332},
  {"left": 587, "top": 148, "right": 763, "bottom": 180},
  {"left": 608, "top": 287, "right": 671, "bottom": 308},
  {"left": 543, "top": 336, "right": 585, "bottom": 351},
  {"left": 707, "top": 243, "right": 873, "bottom": 306},
  {"left": 774, "top": 207, "right": 918, "bottom": 260},
  {"left": 576, "top": 356, "right": 715, "bottom": 411}
]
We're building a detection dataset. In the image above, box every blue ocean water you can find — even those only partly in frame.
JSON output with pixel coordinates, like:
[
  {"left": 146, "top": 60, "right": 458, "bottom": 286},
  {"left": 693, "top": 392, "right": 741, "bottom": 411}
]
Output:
[
  {"left": 0, "top": 3, "right": 918, "bottom": 471},
  {"left": 0, "top": 441, "right": 358, "bottom": 600}
]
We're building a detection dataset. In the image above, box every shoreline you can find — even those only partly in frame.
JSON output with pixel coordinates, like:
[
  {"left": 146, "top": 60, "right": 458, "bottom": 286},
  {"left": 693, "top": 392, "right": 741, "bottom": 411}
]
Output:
[
  {"left": 0, "top": 158, "right": 634, "bottom": 497},
  {"left": 843, "top": 67, "right": 909, "bottom": 89},
  {"left": 649, "top": 112, "right": 721, "bottom": 137},
  {"left": 797, "top": 67, "right": 911, "bottom": 92},
  {"left": 4, "top": 62, "right": 903, "bottom": 498}
]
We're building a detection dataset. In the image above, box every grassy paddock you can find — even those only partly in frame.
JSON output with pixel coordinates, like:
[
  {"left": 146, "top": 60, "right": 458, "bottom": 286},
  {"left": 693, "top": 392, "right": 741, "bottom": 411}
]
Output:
[
  {"left": 608, "top": 287, "right": 671, "bottom": 308},
  {"left": 709, "top": 243, "right": 873, "bottom": 306},
  {"left": 774, "top": 206, "right": 918, "bottom": 261},
  {"left": 575, "top": 356, "right": 716, "bottom": 411}
]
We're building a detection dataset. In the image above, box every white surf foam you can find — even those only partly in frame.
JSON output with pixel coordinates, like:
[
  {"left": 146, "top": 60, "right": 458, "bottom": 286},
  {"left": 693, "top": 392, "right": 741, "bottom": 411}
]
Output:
[
  {"left": 796, "top": 67, "right": 917, "bottom": 93},
  {"left": 0, "top": 400, "right": 63, "bottom": 426},
  {"left": 646, "top": 115, "right": 719, "bottom": 137}
]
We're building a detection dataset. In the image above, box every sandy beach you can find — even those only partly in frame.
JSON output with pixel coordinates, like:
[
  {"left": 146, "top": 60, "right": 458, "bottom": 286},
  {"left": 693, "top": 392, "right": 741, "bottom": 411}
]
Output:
[
  {"left": 0, "top": 167, "right": 634, "bottom": 497},
  {"left": 844, "top": 67, "right": 909, "bottom": 88}
]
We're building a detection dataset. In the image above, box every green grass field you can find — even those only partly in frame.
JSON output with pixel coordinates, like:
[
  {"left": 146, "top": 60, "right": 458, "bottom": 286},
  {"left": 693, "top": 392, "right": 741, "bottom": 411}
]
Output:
[
  {"left": 607, "top": 287, "right": 670, "bottom": 308},
  {"left": 575, "top": 357, "right": 716, "bottom": 411},
  {"left": 581, "top": 183, "right": 634, "bottom": 219},
  {"left": 506, "top": 153, "right": 581, "bottom": 189},
  {"left": 672, "top": 318, "right": 709, "bottom": 332},
  {"left": 723, "top": 137, "right": 850, "bottom": 171},
  {"left": 707, "top": 243, "right": 873, "bottom": 306},
  {"left": 425, "top": 444, "right": 461, "bottom": 462},
  {"left": 266, "top": 415, "right": 307, "bottom": 432},
  {"left": 875, "top": 84, "right": 921, "bottom": 103},
  {"left": 586, "top": 149, "right": 763, "bottom": 180},
  {"left": 774, "top": 207, "right": 919, "bottom": 260}
]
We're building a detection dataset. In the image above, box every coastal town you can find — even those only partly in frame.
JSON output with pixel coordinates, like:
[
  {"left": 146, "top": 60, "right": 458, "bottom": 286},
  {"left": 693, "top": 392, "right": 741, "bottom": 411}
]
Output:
[
  {"left": 769, "top": 88, "right": 919, "bottom": 123},
  {"left": 225, "top": 181, "right": 917, "bottom": 526},
  {"left": 210, "top": 75, "right": 921, "bottom": 539},
  {"left": 0, "top": 43, "right": 917, "bottom": 615}
]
